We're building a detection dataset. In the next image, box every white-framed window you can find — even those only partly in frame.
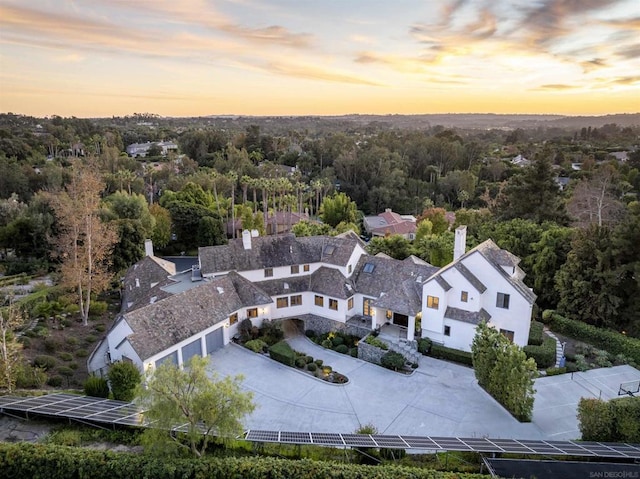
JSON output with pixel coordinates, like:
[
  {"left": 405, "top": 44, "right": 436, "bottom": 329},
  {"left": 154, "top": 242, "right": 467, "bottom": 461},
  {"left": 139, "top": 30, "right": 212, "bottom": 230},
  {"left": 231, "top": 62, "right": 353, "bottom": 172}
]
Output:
[
  {"left": 329, "top": 299, "right": 338, "bottom": 311},
  {"left": 247, "top": 308, "right": 258, "bottom": 318},
  {"left": 276, "top": 297, "right": 289, "bottom": 308},
  {"left": 291, "top": 295, "right": 302, "bottom": 306},
  {"left": 315, "top": 295, "right": 324, "bottom": 307},
  {"left": 496, "top": 293, "right": 510, "bottom": 309},
  {"left": 427, "top": 295, "right": 439, "bottom": 309}
]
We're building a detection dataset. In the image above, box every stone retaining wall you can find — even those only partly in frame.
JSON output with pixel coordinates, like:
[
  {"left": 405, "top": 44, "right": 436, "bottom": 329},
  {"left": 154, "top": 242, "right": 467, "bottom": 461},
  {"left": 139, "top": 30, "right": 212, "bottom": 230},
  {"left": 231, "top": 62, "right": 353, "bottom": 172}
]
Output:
[{"left": 357, "top": 337, "right": 386, "bottom": 365}]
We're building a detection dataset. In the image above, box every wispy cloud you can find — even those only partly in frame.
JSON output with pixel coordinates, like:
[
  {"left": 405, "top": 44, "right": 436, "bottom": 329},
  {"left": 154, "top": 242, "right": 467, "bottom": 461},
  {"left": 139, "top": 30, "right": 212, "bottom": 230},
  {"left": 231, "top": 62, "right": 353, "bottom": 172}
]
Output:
[
  {"left": 264, "top": 62, "right": 382, "bottom": 86},
  {"left": 536, "top": 84, "right": 580, "bottom": 91}
]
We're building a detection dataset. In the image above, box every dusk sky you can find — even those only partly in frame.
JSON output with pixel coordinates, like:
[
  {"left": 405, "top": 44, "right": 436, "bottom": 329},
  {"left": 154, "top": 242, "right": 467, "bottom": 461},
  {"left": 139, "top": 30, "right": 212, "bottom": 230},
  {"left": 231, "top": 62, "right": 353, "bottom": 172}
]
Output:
[{"left": 1, "top": 0, "right": 639, "bottom": 117}]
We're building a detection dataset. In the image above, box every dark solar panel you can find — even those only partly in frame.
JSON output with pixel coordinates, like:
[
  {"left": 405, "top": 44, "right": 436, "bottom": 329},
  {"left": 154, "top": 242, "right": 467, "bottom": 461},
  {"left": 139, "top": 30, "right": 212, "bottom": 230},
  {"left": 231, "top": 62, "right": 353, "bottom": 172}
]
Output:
[
  {"left": 341, "top": 434, "right": 377, "bottom": 447},
  {"left": 280, "top": 432, "right": 312, "bottom": 444},
  {"left": 310, "top": 432, "right": 344, "bottom": 446},
  {"left": 245, "top": 430, "right": 279, "bottom": 442},
  {"left": 401, "top": 436, "right": 440, "bottom": 449},
  {"left": 372, "top": 435, "right": 409, "bottom": 448}
]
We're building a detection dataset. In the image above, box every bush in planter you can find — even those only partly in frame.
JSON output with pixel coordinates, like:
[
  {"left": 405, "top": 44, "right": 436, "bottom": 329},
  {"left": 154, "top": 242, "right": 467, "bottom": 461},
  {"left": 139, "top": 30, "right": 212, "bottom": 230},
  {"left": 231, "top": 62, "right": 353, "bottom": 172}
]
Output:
[
  {"left": 259, "top": 320, "right": 284, "bottom": 345},
  {"left": 307, "top": 362, "right": 317, "bottom": 372},
  {"left": 321, "top": 339, "right": 332, "bottom": 349},
  {"left": 238, "top": 318, "right": 253, "bottom": 341},
  {"left": 304, "top": 355, "right": 313, "bottom": 364},
  {"left": 244, "top": 339, "right": 268, "bottom": 353},
  {"left": 545, "top": 366, "right": 567, "bottom": 376},
  {"left": 335, "top": 344, "right": 349, "bottom": 354},
  {"left": 528, "top": 320, "right": 544, "bottom": 346},
  {"left": 417, "top": 338, "right": 432, "bottom": 355},
  {"left": 331, "top": 336, "right": 344, "bottom": 347},
  {"left": 314, "top": 359, "right": 323, "bottom": 367},
  {"left": 381, "top": 351, "right": 405, "bottom": 371},
  {"left": 268, "top": 341, "right": 296, "bottom": 367},
  {"left": 295, "top": 357, "right": 306, "bottom": 368},
  {"left": 350, "top": 348, "right": 358, "bottom": 358}
]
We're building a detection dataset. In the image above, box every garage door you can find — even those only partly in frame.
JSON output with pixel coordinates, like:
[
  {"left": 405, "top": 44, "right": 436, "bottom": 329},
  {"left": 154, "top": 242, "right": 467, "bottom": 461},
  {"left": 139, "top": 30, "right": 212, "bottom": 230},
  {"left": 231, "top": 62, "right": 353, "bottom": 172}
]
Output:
[
  {"left": 181, "top": 338, "right": 202, "bottom": 364},
  {"left": 205, "top": 327, "right": 224, "bottom": 354},
  {"left": 155, "top": 351, "right": 178, "bottom": 368}
]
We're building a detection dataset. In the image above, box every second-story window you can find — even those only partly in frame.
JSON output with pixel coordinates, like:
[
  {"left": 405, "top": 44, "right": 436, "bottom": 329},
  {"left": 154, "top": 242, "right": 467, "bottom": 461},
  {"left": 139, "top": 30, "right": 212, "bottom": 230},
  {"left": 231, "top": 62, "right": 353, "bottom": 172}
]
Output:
[
  {"left": 496, "top": 293, "right": 510, "bottom": 309},
  {"left": 264, "top": 268, "right": 273, "bottom": 278},
  {"left": 291, "top": 265, "right": 299, "bottom": 274},
  {"left": 329, "top": 299, "right": 338, "bottom": 310},
  {"left": 427, "top": 295, "right": 439, "bottom": 309}
]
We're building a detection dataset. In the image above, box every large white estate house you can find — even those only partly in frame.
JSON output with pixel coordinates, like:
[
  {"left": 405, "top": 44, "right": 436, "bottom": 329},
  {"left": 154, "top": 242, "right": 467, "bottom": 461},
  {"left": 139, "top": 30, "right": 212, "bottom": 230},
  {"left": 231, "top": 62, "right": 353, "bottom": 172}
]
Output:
[{"left": 88, "top": 227, "right": 537, "bottom": 374}]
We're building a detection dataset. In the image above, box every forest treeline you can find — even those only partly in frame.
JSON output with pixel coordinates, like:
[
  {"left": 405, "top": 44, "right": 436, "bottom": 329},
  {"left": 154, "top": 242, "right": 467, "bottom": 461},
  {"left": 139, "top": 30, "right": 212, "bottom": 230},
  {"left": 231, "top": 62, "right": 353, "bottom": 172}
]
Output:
[{"left": 0, "top": 112, "right": 638, "bottom": 336}]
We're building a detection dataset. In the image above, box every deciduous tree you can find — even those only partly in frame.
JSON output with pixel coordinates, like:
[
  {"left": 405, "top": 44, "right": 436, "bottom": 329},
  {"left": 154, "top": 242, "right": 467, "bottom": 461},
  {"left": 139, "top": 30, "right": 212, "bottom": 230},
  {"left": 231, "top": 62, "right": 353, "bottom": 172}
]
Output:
[
  {"left": 48, "top": 164, "right": 117, "bottom": 325},
  {"left": 136, "top": 356, "right": 255, "bottom": 458},
  {"left": 0, "top": 297, "right": 25, "bottom": 393},
  {"left": 319, "top": 192, "right": 358, "bottom": 228}
]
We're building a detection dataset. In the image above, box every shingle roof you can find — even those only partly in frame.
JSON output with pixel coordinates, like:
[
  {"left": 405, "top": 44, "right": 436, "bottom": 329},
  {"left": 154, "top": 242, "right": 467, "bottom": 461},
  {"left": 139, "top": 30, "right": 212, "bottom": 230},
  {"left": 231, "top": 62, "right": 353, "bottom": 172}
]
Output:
[
  {"left": 121, "top": 256, "right": 176, "bottom": 313},
  {"left": 254, "top": 276, "right": 311, "bottom": 297},
  {"left": 372, "top": 278, "right": 424, "bottom": 316},
  {"left": 124, "top": 275, "right": 266, "bottom": 361},
  {"left": 474, "top": 240, "right": 537, "bottom": 304},
  {"left": 198, "top": 233, "right": 363, "bottom": 275},
  {"left": 353, "top": 254, "right": 438, "bottom": 300},
  {"left": 444, "top": 307, "right": 491, "bottom": 325},
  {"left": 453, "top": 262, "right": 487, "bottom": 293},
  {"left": 309, "top": 267, "right": 353, "bottom": 299}
]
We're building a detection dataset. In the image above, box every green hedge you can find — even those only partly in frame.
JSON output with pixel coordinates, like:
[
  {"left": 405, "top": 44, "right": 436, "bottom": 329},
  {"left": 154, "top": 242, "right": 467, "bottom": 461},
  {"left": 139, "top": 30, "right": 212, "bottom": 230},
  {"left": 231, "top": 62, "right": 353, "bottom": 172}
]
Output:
[
  {"left": 523, "top": 336, "right": 556, "bottom": 369},
  {"left": 578, "top": 397, "right": 640, "bottom": 442},
  {"left": 549, "top": 312, "right": 640, "bottom": 363},
  {"left": 268, "top": 340, "right": 296, "bottom": 367},
  {"left": 430, "top": 344, "right": 473, "bottom": 366},
  {"left": 0, "top": 442, "right": 488, "bottom": 479},
  {"left": 528, "top": 320, "right": 544, "bottom": 346}
]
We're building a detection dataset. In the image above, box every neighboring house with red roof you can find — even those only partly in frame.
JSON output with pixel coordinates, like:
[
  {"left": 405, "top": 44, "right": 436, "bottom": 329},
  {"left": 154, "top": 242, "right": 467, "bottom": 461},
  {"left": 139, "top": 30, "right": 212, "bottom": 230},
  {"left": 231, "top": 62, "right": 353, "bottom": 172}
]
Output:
[{"left": 363, "top": 208, "right": 417, "bottom": 239}]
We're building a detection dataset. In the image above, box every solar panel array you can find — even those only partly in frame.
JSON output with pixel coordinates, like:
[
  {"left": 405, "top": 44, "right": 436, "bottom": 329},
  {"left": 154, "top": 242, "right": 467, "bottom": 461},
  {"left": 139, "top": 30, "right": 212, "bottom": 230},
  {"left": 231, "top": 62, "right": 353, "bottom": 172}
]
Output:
[
  {"left": 0, "top": 393, "right": 144, "bottom": 427},
  {"left": 2, "top": 394, "right": 639, "bottom": 459},
  {"left": 244, "top": 430, "right": 640, "bottom": 460}
]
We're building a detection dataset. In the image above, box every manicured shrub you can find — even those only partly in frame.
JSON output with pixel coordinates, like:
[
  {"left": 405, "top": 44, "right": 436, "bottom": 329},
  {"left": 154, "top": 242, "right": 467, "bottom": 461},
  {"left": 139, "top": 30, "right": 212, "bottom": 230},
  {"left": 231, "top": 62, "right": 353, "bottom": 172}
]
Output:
[
  {"left": 244, "top": 339, "right": 268, "bottom": 353},
  {"left": 59, "top": 352, "right": 73, "bottom": 362},
  {"left": 259, "top": 320, "right": 284, "bottom": 345},
  {"left": 84, "top": 335, "right": 97, "bottom": 344},
  {"left": 527, "top": 320, "right": 544, "bottom": 346},
  {"left": 430, "top": 344, "right": 474, "bottom": 366},
  {"left": 94, "top": 324, "right": 106, "bottom": 333},
  {"left": 541, "top": 309, "right": 554, "bottom": 323},
  {"left": 523, "top": 336, "right": 556, "bottom": 368},
  {"left": 611, "top": 396, "right": 640, "bottom": 442},
  {"left": 44, "top": 338, "right": 61, "bottom": 353},
  {"left": 268, "top": 341, "right": 296, "bottom": 367},
  {"left": 321, "top": 339, "right": 332, "bottom": 349},
  {"left": 33, "top": 355, "right": 57, "bottom": 371},
  {"left": 238, "top": 318, "right": 253, "bottom": 341},
  {"left": 335, "top": 344, "right": 349, "bottom": 354},
  {"left": 331, "top": 336, "right": 344, "bottom": 347},
  {"left": 75, "top": 349, "right": 89, "bottom": 358},
  {"left": 381, "top": 351, "right": 405, "bottom": 371},
  {"left": 84, "top": 376, "right": 109, "bottom": 398},
  {"left": 314, "top": 359, "right": 323, "bottom": 367},
  {"left": 65, "top": 337, "right": 79, "bottom": 347},
  {"left": 304, "top": 356, "right": 313, "bottom": 364},
  {"left": 350, "top": 348, "right": 358, "bottom": 358},
  {"left": 306, "top": 362, "right": 317, "bottom": 372},
  {"left": 304, "top": 329, "right": 316, "bottom": 338},
  {"left": 46, "top": 429, "right": 82, "bottom": 447},
  {"left": 417, "top": 337, "right": 432, "bottom": 354},
  {"left": 108, "top": 361, "right": 142, "bottom": 402},
  {"left": 295, "top": 357, "right": 306, "bottom": 368},
  {"left": 578, "top": 398, "right": 614, "bottom": 441},
  {"left": 57, "top": 367, "right": 74, "bottom": 386},
  {"left": 47, "top": 376, "right": 63, "bottom": 387},
  {"left": 544, "top": 367, "right": 567, "bottom": 376}
]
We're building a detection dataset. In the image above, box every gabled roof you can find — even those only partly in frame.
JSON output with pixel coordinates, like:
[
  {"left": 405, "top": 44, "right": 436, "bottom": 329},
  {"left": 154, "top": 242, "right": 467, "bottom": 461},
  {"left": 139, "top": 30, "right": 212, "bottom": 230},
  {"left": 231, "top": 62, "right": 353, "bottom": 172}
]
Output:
[
  {"left": 364, "top": 209, "right": 417, "bottom": 236},
  {"left": 121, "top": 255, "right": 176, "bottom": 313},
  {"left": 309, "top": 267, "right": 353, "bottom": 299},
  {"left": 124, "top": 275, "right": 264, "bottom": 361},
  {"left": 372, "top": 278, "right": 423, "bottom": 316},
  {"left": 445, "top": 307, "right": 491, "bottom": 325},
  {"left": 474, "top": 240, "right": 536, "bottom": 304},
  {"left": 423, "top": 239, "right": 535, "bottom": 305},
  {"left": 255, "top": 276, "right": 311, "bottom": 297},
  {"left": 353, "top": 254, "right": 438, "bottom": 300},
  {"left": 198, "top": 233, "right": 363, "bottom": 275}
]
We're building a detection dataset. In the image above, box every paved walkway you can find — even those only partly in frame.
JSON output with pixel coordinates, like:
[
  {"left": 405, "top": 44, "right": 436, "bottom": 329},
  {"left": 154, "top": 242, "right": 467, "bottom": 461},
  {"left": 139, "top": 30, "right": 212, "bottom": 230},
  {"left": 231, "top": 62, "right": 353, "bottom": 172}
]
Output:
[{"left": 543, "top": 327, "right": 565, "bottom": 368}]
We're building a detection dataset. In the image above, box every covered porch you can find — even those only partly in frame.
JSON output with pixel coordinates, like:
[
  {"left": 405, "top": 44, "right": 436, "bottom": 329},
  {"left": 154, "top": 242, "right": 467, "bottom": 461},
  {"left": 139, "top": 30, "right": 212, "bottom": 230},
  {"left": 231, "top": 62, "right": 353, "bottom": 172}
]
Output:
[{"left": 373, "top": 308, "right": 420, "bottom": 341}]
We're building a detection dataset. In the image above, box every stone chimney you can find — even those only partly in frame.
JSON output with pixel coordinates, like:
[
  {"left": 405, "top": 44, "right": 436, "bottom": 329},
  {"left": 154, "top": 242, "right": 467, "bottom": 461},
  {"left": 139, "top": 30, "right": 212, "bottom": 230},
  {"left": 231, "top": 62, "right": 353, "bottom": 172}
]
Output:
[
  {"left": 144, "top": 239, "right": 154, "bottom": 257},
  {"left": 242, "top": 229, "right": 252, "bottom": 250},
  {"left": 454, "top": 225, "right": 467, "bottom": 261}
]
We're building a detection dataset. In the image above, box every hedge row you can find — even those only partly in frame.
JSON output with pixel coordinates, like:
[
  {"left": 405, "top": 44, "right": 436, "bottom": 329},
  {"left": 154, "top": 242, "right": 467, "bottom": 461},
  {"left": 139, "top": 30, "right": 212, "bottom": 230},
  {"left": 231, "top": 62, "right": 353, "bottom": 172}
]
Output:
[
  {"left": 0, "top": 443, "right": 488, "bottom": 479},
  {"left": 578, "top": 396, "right": 640, "bottom": 442},
  {"left": 430, "top": 344, "right": 474, "bottom": 366},
  {"left": 527, "top": 320, "right": 544, "bottom": 346},
  {"left": 523, "top": 336, "right": 556, "bottom": 369},
  {"left": 548, "top": 312, "right": 640, "bottom": 363},
  {"left": 268, "top": 340, "right": 295, "bottom": 367}
]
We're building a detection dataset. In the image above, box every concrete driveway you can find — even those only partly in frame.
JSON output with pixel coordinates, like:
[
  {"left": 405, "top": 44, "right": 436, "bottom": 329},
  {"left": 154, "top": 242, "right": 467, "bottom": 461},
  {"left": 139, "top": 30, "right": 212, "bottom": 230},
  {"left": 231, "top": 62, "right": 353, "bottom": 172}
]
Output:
[{"left": 207, "top": 338, "right": 640, "bottom": 440}]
